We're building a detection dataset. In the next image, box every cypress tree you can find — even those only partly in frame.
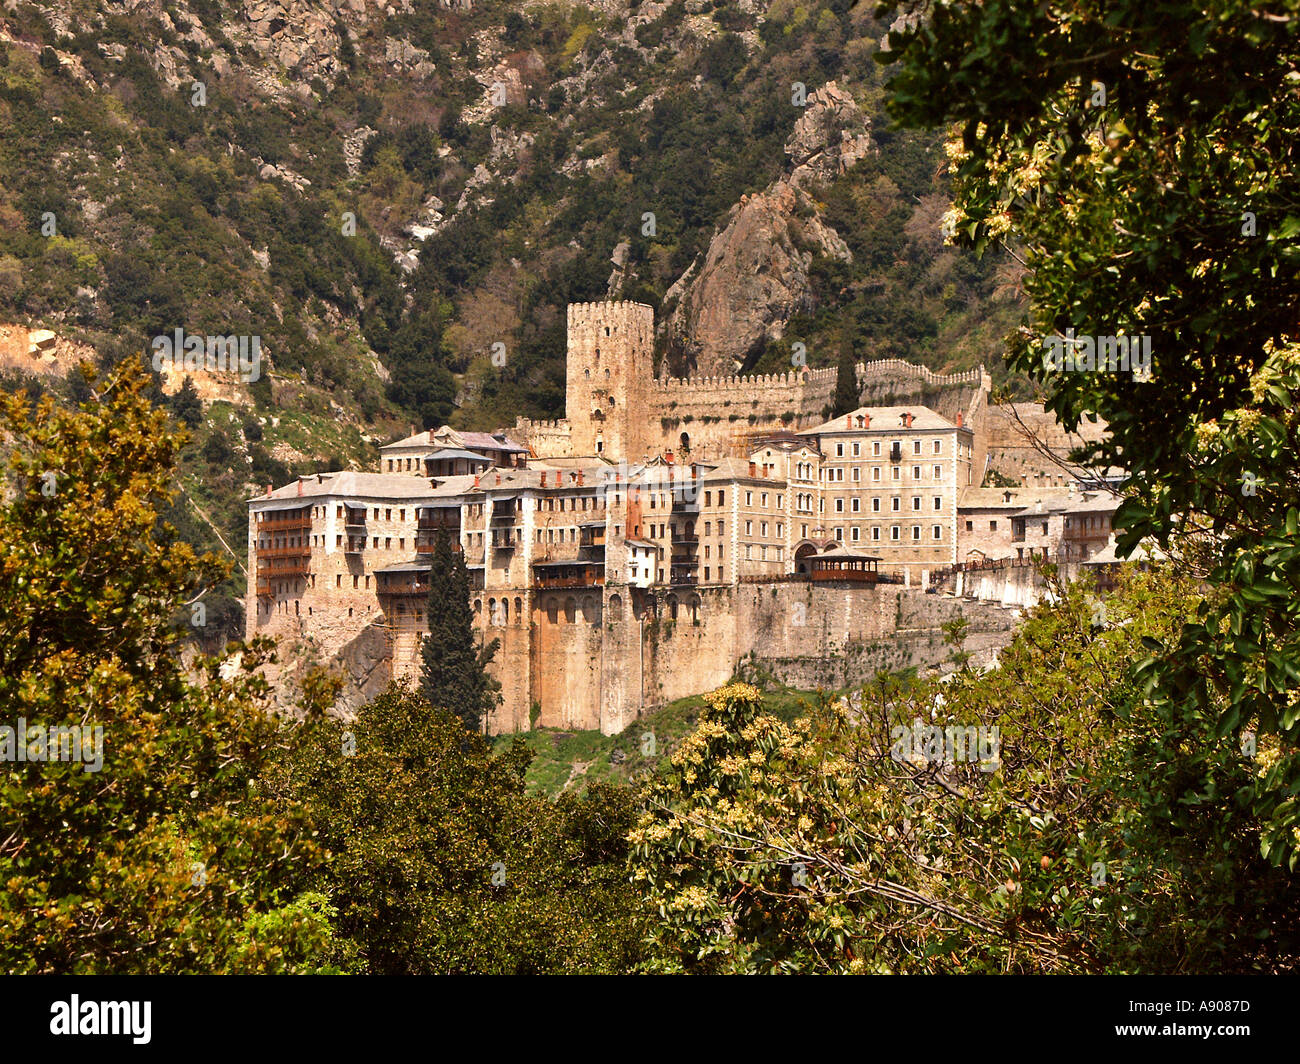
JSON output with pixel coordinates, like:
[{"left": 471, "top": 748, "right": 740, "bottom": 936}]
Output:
[
  {"left": 831, "top": 347, "right": 859, "bottom": 418},
  {"left": 420, "top": 531, "right": 501, "bottom": 735}
]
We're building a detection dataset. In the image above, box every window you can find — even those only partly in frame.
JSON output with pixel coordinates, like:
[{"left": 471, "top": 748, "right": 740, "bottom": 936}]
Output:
[
  {"left": 872, "top": 467, "right": 880, "bottom": 482},
  {"left": 745, "top": 491, "right": 753, "bottom": 506},
  {"left": 892, "top": 467, "right": 900, "bottom": 481},
  {"left": 912, "top": 466, "right": 922, "bottom": 480},
  {"left": 835, "top": 499, "right": 844, "bottom": 513},
  {"left": 990, "top": 520, "right": 998, "bottom": 530},
  {"left": 912, "top": 497, "right": 921, "bottom": 511},
  {"left": 872, "top": 527, "right": 881, "bottom": 541},
  {"left": 776, "top": 495, "right": 783, "bottom": 508},
  {"left": 761, "top": 492, "right": 768, "bottom": 506},
  {"left": 851, "top": 526, "right": 860, "bottom": 542},
  {"left": 934, "top": 439, "right": 942, "bottom": 454},
  {"left": 852, "top": 467, "right": 860, "bottom": 482},
  {"left": 912, "top": 526, "right": 921, "bottom": 541},
  {"left": 913, "top": 440, "right": 922, "bottom": 455},
  {"left": 834, "top": 528, "right": 843, "bottom": 542},
  {"left": 719, "top": 491, "right": 725, "bottom": 505},
  {"left": 704, "top": 521, "right": 711, "bottom": 536},
  {"left": 891, "top": 497, "right": 900, "bottom": 512},
  {"left": 836, "top": 443, "right": 844, "bottom": 457},
  {"left": 872, "top": 498, "right": 881, "bottom": 513},
  {"left": 933, "top": 496, "right": 942, "bottom": 511},
  {"left": 966, "top": 520, "right": 973, "bottom": 531},
  {"left": 852, "top": 442, "right": 860, "bottom": 456},
  {"left": 745, "top": 520, "right": 753, "bottom": 536},
  {"left": 873, "top": 441, "right": 881, "bottom": 456},
  {"left": 761, "top": 522, "right": 768, "bottom": 536},
  {"left": 705, "top": 491, "right": 712, "bottom": 506},
  {"left": 718, "top": 520, "right": 724, "bottom": 535},
  {"left": 934, "top": 465, "right": 943, "bottom": 479},
  {"left": 891, "top": 526, "right": 900, "bottom": 541},
  {"left": 933, "top": 525, "right": 943, "bottom": 540},
  {"left": 851, "top": 498, "right": 860, "bottom": 513}
]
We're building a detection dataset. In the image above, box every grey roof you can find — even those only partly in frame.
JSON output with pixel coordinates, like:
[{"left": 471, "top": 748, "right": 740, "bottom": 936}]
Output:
[
  {"left": 800, "top": 405, "right": 959, "bottom": 436},
  {"left": 423, "top": 448, "right": 491, "bottom": 464}
]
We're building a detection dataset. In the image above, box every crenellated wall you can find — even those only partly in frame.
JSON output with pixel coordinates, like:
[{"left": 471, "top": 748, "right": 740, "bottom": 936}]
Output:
[{"left": 514, "top": 297, "right": 993, "bottom": 462}]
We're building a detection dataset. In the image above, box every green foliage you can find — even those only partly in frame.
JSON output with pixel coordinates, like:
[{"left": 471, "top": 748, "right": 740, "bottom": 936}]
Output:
[
  {"left": 287, "top": 683, "right": 647, "bottom": 973},
  {"left": 420, "top": 531, "right": 501, "bottom": 736},
  {"left": 632, "top": 569, "right": 1300, "bottom": 973},
  {"left": 882, "top": 0, "right": 1300, "bottom": 870},
  {"left": 0, "top": 362, "right": 336, "bottom": 973},
  {"left": 830, "top": 346, "right": 858, "bottom": 417}
]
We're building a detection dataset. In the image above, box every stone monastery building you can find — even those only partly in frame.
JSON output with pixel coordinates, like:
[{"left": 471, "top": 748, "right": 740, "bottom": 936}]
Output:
[{"left": 247, "top": 302, "right": 1119, "bottom": 733}]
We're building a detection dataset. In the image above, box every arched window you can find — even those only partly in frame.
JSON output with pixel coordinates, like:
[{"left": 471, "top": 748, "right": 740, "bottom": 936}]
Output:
[
  {"left": 680, "top": 432, "right": 690, "bottom": 451},
  {"left": 609, "top": 593, "right": 623, "bottom": 620},
  {"left": 667, "top": 594, "right": 679, "bottom": 621},
  {"left": 564, "top": 597, "right": 577, "bottom": 624},
  {"left": 514, "top": 597, "right": 523, "bottom": 624}
]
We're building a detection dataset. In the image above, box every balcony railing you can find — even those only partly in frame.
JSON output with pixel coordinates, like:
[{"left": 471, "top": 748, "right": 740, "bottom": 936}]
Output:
[
  {"left": 415, "top": 536, "right": 463, "bottom": 555},
  {"left": 257, "top": 509, "right": 311, "bottom": 531},
  {"left": 257, "top": 544, "right": 311, "bottom": 560},
  {"left": 534, "top": 564, "right": 605, "bottom": 590}
]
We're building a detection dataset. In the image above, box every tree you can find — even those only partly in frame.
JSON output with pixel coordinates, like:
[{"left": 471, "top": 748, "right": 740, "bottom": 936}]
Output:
[
  {"left": 830, "top": 346, "right": 858, "bottom": 417},
  {"left": 880, "top": 0, "right": 1300, "bottom": 870},
  {"left": 0, "top": 361, "right": 341, "bottom": 973},
  {"left": 168, "top": 375, "right": 203, "bottom": 429},
  {"left": 631, "top": 568, "right": 1300, "bottom": 973},
  {"left": 288, "top": 683, "right": 647, "bottom": 973},
  {"left": 420, "top": 531, "right": 501, "bottom": 735}
]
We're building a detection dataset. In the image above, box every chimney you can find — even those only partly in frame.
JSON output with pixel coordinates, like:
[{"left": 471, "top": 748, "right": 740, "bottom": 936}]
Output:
[
  {"left": 474, "top": 474, "right": 480, "bottom": 487},
  {"left": 749, "top": 461, "right": 757, "bottom": 477},
  {"left": 577, "top": 470, "right": 584, "bottom": 486},
  {"left": 495, "top": 472, "right": 501, "bottom": 485},
  {"left": 265, "top": 484, "right": 272, "bottom": 496},
  {"left": 956, "top": 412, "right": 964, "bottom": 428},
  {"left": 691, "top": 462, "right": 697, "bottom": 479},
  {"left": 863, "top": 413, "right": 870, "bottom": 429},
  {"left": 297, "top": 479, "right": 303, "bottom": 496},
  {"left": 902, "top": 412, "right": 913, "bottom": 428},
  {"left": 540, "top": 472, "right": 547, "bottom": 487},
  {"left": 845, "top": 415, "right": 851, "bottom": 429}
]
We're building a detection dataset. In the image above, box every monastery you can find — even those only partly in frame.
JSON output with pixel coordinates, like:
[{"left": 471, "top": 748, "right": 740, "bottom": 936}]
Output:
[{"left": 247, "top": 301, "right": 1120, "bottom": 732}]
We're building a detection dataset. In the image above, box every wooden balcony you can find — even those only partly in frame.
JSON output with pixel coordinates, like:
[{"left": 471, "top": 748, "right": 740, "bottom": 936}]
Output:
[
  {"left": 534, "top": 562, "right": 605, "bottom": 590},
  {"left": 415, "top": 536, "right": 463, "bottom": 555},
  {"left": 257, "top": 508, "right": 311, "bottom": 532},
  {"left": 257, "top": 544, "right": 311, "bottom": 560},
  {"left": 417, "top": 512, "right": 460, "bottom": 531},
  {"left": 376, "top": 576, "right": 430, "bottom": 598}
]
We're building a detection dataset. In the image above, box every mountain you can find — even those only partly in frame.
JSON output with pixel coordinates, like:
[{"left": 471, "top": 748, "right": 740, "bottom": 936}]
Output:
[{"left": 0, "top": 0, "right": 1023, "bottom": 638}]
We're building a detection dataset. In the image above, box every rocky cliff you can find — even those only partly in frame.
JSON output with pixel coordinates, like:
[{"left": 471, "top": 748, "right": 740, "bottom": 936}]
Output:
[{"left": 665, "top": 82, "right": 873, "bottom": 376}]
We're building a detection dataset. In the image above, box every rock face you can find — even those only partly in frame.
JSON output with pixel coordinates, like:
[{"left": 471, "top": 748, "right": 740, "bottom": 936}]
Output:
[{"left": 666, "top": 82, "right": 872, "bottom": 376}]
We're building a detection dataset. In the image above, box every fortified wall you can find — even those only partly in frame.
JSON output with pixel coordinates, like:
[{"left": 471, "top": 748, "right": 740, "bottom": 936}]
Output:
[{"left": 366, "top": 579, "right": 1015, "bottom": 735}]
